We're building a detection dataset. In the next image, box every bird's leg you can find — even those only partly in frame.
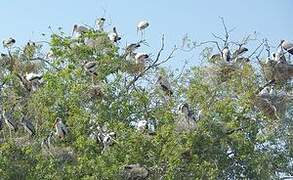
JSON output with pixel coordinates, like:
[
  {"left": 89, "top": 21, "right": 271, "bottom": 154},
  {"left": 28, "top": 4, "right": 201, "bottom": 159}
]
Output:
[
  {"left": 9, "top": 129, "right": 12, "bottom": 139},
  {"left": 91, "top": 75, "right": 94, "bottom": 85},
  {"left": 2, "top": 131, "right": 5, "bottom": 142},
  {"left": 35, "top": 119, "right": 39, "bottom": 133}
]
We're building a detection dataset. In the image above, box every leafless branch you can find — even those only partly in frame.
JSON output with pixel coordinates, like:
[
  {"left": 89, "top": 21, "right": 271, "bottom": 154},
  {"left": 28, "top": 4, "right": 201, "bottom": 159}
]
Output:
[
  {"left": 124, "top": 34, "right": 176, "bottom": 91},
  {"left": 28, "top": 57, "right": 61, "bottom": 71},
  {"left": 212, "top": 33, "right": 226, "bottom": 43},
  {"left": 194, "top": 41, "right": 222, "bottom": 53},
  {"left": 219, "top": 16, "right": 229, "bottom": 47},
  {"left": 248, "top": 40, "right": 265, "bottom": 59}
]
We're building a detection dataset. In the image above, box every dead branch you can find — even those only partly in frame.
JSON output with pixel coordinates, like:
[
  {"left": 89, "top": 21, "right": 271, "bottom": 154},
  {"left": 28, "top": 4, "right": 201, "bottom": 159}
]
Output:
[
  {"left": 124, "top": 34, "right": 176, "bottom": 91},
  {"left": 248, "top": 40, "right": 265, "bottom": 59}
]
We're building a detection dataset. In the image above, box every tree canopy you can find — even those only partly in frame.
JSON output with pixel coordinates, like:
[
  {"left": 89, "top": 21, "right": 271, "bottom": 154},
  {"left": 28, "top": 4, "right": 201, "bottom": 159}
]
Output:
[{"left": 0, "top": 18, "right": 292, "bottom": 179}]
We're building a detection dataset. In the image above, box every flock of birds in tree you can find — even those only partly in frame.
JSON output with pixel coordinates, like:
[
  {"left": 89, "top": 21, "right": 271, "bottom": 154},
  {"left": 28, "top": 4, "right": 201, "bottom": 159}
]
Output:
[{"left": 0, "top": 17, "right": 293, "bottom": 178}]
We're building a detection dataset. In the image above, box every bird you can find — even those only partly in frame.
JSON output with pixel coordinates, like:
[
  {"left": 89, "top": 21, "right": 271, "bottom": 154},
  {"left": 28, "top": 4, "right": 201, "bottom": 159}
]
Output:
[
  {"left": 137, "top": 20, "right": 149, "bottom": 37},
  {"left": 176, "top": 102, "right": 197, "bottom": 132},
  {"left": 136, "top": 120, "right": 148, "bottom": 132},
  {"left": 3, "top": 38, "right": 16, "bottom": 48},
  {"left": 53, "top": 117, "right": 68, "bottom": 139},
  {"left": 269, "top": 86, "right": 277, "bottom": 96},
  {"left": 280, "top": 40, "right": 293, "bottom": 55},
  {"left": 234, "top": 57, "right": 250, "bottom": 63},
  {"left": 272, "top": 52, "right": 286, "bottom": 63},
  {"left": 24, "top": 73, "right": 43, "bottom": 91},
  {"left": 108, "top": 27, "right": 121, "bottom": 43},
  {"left": 135, "top": 53, "right": 149, "bottom": 63},
  {"left": 89, "top": 84, "right": 104, "bottom": 99},
  {"left": 147, "top": 120, "right": 156, "bottom": 135},
  {"left": 84, "top": 61, "right": 97, "bottom": 76},
  {"left": 233, "top": 47, "right": 248, "bottom": 58},
  {"left": 255, "top": 97, "right": 279, "bottom": 120},
  {"left": 96, "top": 129, "right": 116, "bottom": 152},
  {"left": 209, "top": 53, "right": 222, "bottom": 62},
  {"left": 25, "top": 73, "right": 43, "bottom": 82},
  {"left": 2, "top": 110, "right": 18, "bottom": 137},
  {"left": 222, "top": 47, "right": 231, "bottom": 62},
  {"left": 157, "top": 75, "right": 173, "bottom": 96},
  {"left": 96, "top": 17, "right": 106, "bottom": 31},
  {"left": 21, "top": 117, "right": 36, "bottom": 137},
  {"left": 72, "top": 25, "right": 89, "bottom": 36},
  {"left": 0, "top": 115, "right": 3, "bottom": 131},
  {"left": 258, "top": 87, "right": 270, "bottom": 98},
  {"left": 123, "top": 43, "right": 141, "bottom": 57},
  {"left": 178, "top": 103, "right": 190, "bottom": 117},
  {"left": 126, "top": 43, "right": 141, "bottom": 53},
  {"left": 123, "top": 164, "right": 149, "bottom": 180},
  {"left": 84, "top": 38, "right": 97, "bottom": 48},
  {"left": 41, "top": 132, "right": 54, "bottom": 149},
  {"left": 16, "top": 74, "right": 33, "bottom": 92}
]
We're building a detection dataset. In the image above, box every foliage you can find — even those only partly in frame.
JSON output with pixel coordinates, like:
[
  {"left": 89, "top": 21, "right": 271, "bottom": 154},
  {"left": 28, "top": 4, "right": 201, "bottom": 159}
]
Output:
[{"left": 0, "top": 20, "right": 292, "bottom": 180}]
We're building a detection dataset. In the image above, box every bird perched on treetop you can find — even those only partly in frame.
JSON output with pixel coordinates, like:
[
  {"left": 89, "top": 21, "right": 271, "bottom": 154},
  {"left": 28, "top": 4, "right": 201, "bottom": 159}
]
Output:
[
  {"left": 72, "top": 25, "right": 89, "bottom": 36},
  {"left": 3, "top": 38, "right": 16, "bottom": 48},
  {"left": 222, "top": 46, "right": 231, "bottom": 62},
  {"left": 96, "top": 17, "right": 106, "bottom": 31},
  {"left": 108, "top": 27, "right": 121, "bottom": 43},
  {"left": 280, "top": 40, "right": 293, "bottom": 55},
  {"left": 233, "top": 47, "right": 248, "bottom": 58}
]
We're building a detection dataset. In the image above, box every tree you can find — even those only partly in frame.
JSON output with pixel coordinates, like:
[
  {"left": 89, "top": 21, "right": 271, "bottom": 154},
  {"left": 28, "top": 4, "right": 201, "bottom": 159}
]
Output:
[{"left": 0, "top": 18, "right": 292, "bottom": 179}]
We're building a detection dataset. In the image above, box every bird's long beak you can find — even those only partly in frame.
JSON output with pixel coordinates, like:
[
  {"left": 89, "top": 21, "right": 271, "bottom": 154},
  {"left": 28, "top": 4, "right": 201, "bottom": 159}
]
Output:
[
  {"left": 72, "top": 26, "right": 76, "bottom": 36},
  {"left": 277, "top": 40, "right": 283, "bottom": 48}
]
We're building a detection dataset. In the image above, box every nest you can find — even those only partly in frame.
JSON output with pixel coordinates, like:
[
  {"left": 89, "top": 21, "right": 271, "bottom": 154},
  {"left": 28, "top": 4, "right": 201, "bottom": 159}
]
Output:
[
  {"left": 254, "top": 96, "right": 279, "bottom": 120},
  {"left": 262, "top": 61, "right": 293, "bottom": 83},
  {"left": 126, "top": 62, "right": 145, "bottom": 75},
  {"left": 175, "top": 115, "right": 196, "bottom": 133},
  {"left": 88, "top": 83, "right": 104, "bottom": 99},
  {"left": 122, "top": 164, "right": 149, "bottom": 180},
  {"left": 204, "top": 61, "right": 238, "bottom": 83}
]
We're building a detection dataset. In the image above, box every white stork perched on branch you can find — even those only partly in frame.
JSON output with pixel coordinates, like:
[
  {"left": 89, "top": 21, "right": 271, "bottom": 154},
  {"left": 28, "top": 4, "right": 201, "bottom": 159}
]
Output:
[
  {"left": 281, "top": 40, "right": 293, "bottom": 55},
  {"left": 108, "top": 27, "right": 121, "bottom": 43},
  {"left": 96, "top": 17, "right": 106, "bottom": 31},
  {"left": 222, "top": 46, "right": 231, "bottom": 62},
  {"left": 3, "top": 37, "right": 16, "bottom": 48}
]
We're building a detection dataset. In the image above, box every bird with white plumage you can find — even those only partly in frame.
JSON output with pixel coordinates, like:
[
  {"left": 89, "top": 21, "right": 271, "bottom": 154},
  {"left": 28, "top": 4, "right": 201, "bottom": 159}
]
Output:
[
  {"left": 96, "top": 17, "right": 106, "bottom": 31},
  {"left": 137, "top": 20, "right": 149, "bottom": 38},
  {"left": 222, "top": 46, "right": 231, "bottom": 62},
  {"left": 108, "top": 27, "right": 121, "bottom": 43},
  {"left": 3, "top": 37, "right": 16, "bottom": 48},
  {"left": 72, "top": 24, "right": 89, "bottom": 36},
  {"left": 280, "top": 40, "right": 293, "bottom": 55}
]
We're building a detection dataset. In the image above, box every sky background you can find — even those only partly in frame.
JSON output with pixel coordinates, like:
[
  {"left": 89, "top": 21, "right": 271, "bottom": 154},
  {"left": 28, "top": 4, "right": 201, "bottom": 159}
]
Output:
[{"left": 0, "top": 0, "right": 292, "bottom": 68}]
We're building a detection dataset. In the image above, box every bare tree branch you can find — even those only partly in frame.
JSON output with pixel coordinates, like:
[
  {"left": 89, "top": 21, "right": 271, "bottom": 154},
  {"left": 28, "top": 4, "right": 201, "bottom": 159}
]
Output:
[
  {"left": 248, "top": 40, "right": 265, "bottom": 59},
  {"left": 124, "top": 34, "right": 176, "bottom": 91}
]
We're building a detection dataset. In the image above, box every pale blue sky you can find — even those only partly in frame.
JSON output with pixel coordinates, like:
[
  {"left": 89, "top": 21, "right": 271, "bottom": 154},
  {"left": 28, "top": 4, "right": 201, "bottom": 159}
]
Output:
[{"left": 0, "top": 0, "right": 292, "bottom": 67}]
